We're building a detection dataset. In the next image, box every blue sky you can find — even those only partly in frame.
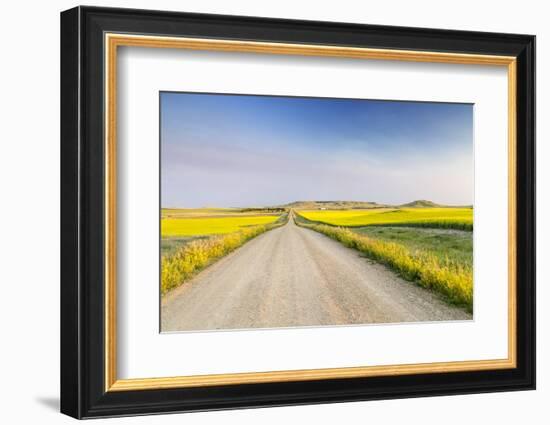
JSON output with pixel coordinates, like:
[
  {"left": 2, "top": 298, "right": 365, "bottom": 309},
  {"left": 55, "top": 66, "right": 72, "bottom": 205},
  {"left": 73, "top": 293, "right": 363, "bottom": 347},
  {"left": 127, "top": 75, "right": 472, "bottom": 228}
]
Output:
[{"left": 161, "top": 92, "right": 473, "bottom": 207}]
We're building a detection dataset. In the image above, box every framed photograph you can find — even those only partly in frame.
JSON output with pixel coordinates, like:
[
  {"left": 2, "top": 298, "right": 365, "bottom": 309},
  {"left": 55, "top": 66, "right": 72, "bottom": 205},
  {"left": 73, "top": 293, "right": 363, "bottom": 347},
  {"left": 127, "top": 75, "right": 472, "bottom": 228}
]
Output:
[{"left": 60, "top": 6, "right": 535, "bottom": 419}]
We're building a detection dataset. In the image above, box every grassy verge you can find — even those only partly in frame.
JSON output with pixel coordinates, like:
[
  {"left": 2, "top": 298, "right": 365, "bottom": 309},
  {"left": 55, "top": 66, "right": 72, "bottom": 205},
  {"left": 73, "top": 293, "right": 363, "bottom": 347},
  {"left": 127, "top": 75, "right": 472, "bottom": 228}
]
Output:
[
  {"left": 365, "top": 220, "right": 473, "bottom": 231},
  {"left": 161, "top": 236, "right": 205, "bottom": 258},
  {"left": 352, "top": 226, "right": 472, "bottom": 266},
  {"left": 294, "top": 213, "right": 472, "bottom": 311},
  {"left": 161, "top": 213, "right": 288, "bottom": 294}
]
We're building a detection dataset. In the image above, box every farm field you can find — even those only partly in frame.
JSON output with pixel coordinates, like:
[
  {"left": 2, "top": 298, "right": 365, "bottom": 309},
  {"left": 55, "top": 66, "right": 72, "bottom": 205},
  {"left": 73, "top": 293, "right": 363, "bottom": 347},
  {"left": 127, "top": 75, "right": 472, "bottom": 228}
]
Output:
[
  {"left": 161, "top": 209, "right": 284, "bottom": 257},
  {"left": 162, "top": 207, "right": 285, "bottom": 219},
  {"left": 162, "top": 213, "right": 282, "bottom": 238},
  {"left": 299, "top": 207, "right": 473, "bottom": 231}
]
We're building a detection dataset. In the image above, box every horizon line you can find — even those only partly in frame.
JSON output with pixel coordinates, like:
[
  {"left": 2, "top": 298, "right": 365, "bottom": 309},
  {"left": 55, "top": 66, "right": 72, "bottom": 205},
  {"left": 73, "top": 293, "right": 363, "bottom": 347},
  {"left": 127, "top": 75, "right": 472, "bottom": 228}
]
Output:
[{"left": 161, "top": 199, "right": 474, "bottom": 209}]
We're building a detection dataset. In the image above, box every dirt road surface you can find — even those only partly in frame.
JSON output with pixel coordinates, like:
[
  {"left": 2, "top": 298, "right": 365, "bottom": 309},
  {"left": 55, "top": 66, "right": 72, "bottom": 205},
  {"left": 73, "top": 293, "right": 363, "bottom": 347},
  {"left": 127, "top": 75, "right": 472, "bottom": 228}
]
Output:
[{"left": 161, "top": 219, "right": 471, "bottom": 332}]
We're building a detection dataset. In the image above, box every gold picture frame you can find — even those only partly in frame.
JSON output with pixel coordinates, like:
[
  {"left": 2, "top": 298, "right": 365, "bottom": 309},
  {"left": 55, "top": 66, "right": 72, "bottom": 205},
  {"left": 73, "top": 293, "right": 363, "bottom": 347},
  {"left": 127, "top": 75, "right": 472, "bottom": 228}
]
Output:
[{"left": 104, "top": 33, "right": 517, "bottom": 392}]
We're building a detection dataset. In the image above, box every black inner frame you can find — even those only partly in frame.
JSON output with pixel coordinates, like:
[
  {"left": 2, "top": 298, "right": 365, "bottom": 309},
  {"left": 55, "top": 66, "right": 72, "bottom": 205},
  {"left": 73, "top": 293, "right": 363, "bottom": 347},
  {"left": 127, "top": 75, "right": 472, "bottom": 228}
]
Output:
[{"left": 60, "top": 6, "right": 535, "bottom": 419}]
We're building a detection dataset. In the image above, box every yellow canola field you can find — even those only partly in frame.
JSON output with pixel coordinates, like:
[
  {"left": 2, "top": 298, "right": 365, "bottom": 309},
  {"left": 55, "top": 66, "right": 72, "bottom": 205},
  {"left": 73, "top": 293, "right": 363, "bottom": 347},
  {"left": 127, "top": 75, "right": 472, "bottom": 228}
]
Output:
[
  {"left": 299, "top": 208, "right": 472, "bottom": 230},
  {"left": 162, "top": 214, "right": 282, "bottom": 237}
]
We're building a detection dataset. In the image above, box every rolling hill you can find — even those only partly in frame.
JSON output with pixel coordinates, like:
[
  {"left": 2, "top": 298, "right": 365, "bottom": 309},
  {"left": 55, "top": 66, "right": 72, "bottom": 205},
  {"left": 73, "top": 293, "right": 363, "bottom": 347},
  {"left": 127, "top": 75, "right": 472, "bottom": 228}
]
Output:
[{"left": 279, "top": 200, "right": 470, "bottom": 210}]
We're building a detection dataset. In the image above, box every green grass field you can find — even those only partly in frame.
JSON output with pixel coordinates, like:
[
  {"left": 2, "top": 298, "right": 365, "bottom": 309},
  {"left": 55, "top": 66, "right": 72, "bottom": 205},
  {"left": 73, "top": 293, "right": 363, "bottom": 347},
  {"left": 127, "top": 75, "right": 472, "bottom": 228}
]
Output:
[
  {"left": 353, "top": 227, "right": 473, "bottom": 267},
  {"left": 299, "top": 207, "right": 473, "bottom": 231},
  {"left": 161, "top": 236, "right": 206, "bottom": 258},
  {"left": 162, "top": 207, "right": 239, "bottom": 218}
]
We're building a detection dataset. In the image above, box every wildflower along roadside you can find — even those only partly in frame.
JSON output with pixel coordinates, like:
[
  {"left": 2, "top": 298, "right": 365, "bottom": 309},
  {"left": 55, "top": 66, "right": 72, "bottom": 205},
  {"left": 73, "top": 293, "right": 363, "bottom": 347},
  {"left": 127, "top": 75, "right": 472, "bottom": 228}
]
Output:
[
  {"left": 295, "top": 215, "right": 473, "bottom": 312},
  {"left": 161, "top": 214, "right": 288, "bottom": 294}
]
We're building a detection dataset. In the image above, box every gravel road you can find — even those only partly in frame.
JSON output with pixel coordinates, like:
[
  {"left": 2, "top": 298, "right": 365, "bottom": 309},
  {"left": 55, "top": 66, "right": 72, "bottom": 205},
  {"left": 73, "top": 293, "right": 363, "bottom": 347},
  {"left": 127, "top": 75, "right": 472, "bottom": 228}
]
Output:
[{"left": 161, "top": 218, "right": 471, "bottom": 332}]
